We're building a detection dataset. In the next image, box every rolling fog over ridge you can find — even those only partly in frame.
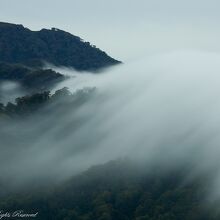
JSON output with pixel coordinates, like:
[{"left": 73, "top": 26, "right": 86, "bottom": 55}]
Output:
[
  {"left": 2, "top": 0, "right": 220, "bottom": 218},
  {"left": 1, "top": 50, "right": 220, "bottom": 201}
]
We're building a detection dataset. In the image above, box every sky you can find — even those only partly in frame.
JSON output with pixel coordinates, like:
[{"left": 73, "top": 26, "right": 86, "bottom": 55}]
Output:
[{"left": 1, "top": 0, "right": 220, "bottom": 61}]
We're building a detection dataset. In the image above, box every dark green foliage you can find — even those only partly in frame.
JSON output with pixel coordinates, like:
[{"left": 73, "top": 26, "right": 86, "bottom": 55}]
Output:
[
  {"left": 0, "top": 103, "right": 4, "bottom": 112},
  {"left": 0, "top": 62, "right": 64, "bottom": 91},
  {"left": 2, "top": 91, "right": 50, "bottom": 115},
  {"left": 52, "top": 87, "right": 71, "bottom": 98},
  {"left": 0, "top": 87, "right": 96, "bottom": 117},
  {"left": 0, "top": 160, "right": 218, "bottom": 220},
  {"left": 0, "top": 22, "right": 121, "bottom": 71}
]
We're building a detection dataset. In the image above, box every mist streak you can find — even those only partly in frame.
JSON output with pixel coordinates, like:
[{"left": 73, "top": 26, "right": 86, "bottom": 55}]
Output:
[{"left": 1, "top": 50, "right": 220, "bottom": 200}]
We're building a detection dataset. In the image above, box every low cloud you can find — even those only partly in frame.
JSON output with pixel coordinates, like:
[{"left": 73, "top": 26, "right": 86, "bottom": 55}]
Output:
[{"left": 1, "top": 50, "right": 220, "bottom": 202}]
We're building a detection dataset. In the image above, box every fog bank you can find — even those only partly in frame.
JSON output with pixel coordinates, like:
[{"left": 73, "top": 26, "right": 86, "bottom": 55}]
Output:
[{"left": 1, "top": 50, "right": 220, "bottom": 200}]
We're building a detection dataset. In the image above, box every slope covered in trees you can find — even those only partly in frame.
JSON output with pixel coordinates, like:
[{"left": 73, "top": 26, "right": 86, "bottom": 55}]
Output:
[
  {"left": 0, "top": 62, "right": 64, "bottom": 91},
  {"left": 0, "top": 22, "right": 121, "bottom": 71},
  {"left": 0, "top": 89, "right": 219, "bottom": 220},
  {"left": 0, "top": 87, "right": 95, "bottom": 117},
  {"left": 0, "top": 160, "right": 218, "bottom": 220}
]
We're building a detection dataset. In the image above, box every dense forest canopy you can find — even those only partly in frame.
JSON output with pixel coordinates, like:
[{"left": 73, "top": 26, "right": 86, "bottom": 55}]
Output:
[
  {"left": 0, "top": 87, "right": 95, "bottom": 117},
  {"left": 0, "top": 62, "right": 64, "bottom": 91},
  {"left": 0, "top": 22, "right": 121, "bottom": 71},
  {"left": 0, "top": 21, "right": 121, "bottom": 103},
  {"left": 0, "top": 159, "right": 219, "bottom": 220}
]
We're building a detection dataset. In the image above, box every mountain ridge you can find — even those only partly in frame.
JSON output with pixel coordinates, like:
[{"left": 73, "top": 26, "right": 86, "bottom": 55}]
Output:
[{"left": 0, "top": 21, "right": 121, "bottom": 71}]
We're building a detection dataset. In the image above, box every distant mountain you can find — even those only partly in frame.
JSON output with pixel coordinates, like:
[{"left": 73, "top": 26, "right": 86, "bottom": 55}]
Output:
[{"left": 0, "top": 22, "right": 121, "bottom": 71}]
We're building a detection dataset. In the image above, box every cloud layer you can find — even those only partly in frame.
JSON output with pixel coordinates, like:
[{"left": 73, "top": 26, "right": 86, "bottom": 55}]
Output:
[{"left": 1, "top": 51, "right": 220, "bottom": 202}]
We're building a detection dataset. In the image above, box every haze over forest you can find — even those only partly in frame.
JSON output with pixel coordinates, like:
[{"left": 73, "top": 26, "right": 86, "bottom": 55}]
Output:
[{"left": 0, "top": 1, "right": 220, "bottom": 220}]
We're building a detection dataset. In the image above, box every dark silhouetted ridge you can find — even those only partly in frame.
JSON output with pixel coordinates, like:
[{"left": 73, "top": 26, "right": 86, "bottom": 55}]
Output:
[{"left": 0, "top": 22, "right": 121, "bottom": 71}]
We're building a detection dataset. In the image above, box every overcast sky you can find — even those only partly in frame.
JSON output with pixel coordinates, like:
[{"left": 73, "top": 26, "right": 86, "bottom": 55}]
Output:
[{"left": 1, "top": 0, "right": 220, "bottom": 61}]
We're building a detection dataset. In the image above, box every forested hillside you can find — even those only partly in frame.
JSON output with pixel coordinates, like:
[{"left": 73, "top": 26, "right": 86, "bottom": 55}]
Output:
[
  {"left": 0, "top": 160, "right": 218, "bottom": 220},
  {"left": 0, "top": 87, "right": 95, "bottom": 117},
  {"left": 0, "top": 62, "right": 64, "bottom": 91},
  {"left": 0, "top": 22, "right": 121, "bottom": 71}
]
